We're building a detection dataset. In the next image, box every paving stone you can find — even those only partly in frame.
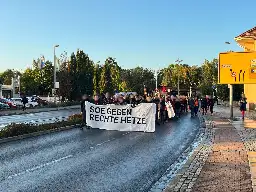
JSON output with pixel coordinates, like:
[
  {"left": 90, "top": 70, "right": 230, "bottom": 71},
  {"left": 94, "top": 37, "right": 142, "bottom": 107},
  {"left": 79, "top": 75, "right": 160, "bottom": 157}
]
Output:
[{"left": 192, "top": 117, "right": 253, "bottom": 192}]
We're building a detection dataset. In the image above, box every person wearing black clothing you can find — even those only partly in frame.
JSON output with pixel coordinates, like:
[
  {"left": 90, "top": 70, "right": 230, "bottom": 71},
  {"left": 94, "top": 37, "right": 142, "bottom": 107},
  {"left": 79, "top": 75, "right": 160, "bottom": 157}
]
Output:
[
  {"left": 174, "top": 99, "right": 181, "bottom": 118},
  {"left": 135, "top": 95, "right": 141, "bottom": 106},
  {"left": 80, "top": 94, "right": 90, "bottom": 130},
  {"left": 153, "top": 95, "right": 160, "bottom": 125},
  {"left": 21, "top": 95, "right": 28, "bottom": 111},
  {"left": 240, "top": 95, "right": 247, "bottom": 120},
  {"left": 184, "top": 97, "right": 188, "bottom": 112},
  {"left": 201, "top": 96, "right": 208, "bottom": 115},
  {"left": 208, "top": 96, "right": 214, "bottom": 115},
  {"left": 103, "top": 92, "right": 113, "bottom": 105},
  {"left": 130, "top": 94, "right": 137, "bottom": 107},
  {"left": 159, "top": 97, "right": 167, "bottom": 124},
  {"left": 93, "top": 94, "right": 102, "bottom": 105}
]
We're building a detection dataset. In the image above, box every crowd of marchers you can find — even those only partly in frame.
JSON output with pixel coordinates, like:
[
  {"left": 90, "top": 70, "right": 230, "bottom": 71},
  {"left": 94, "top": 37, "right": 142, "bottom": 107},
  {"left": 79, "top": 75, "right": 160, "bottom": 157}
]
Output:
[{"left": 80, "top": 92, "right": 218, "bottom": 129}]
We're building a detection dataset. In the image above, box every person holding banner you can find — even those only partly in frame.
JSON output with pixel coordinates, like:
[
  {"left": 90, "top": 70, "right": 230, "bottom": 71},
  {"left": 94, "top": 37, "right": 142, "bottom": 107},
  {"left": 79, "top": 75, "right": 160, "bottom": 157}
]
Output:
[
  {"left": 103, "top": 92, "right": 114, "bottom": 105},
  {"left": 92, "top": 94, "right": 103, "bottom": 105},
  {"left": 80, "top": 94, "right": 90, "bottom": 130}
]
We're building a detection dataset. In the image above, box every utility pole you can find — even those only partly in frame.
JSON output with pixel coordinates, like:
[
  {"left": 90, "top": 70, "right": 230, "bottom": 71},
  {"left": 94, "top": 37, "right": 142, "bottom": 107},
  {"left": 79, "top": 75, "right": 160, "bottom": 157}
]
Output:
[
  {"left": 175, "top": 59, "right": 183, "bottom": 96},
  {"left": 225, "top": 42, "right": 233, "bottom": 119},
  {"left": 53, "top": 44, "right": 59, "bottom": 104},
  {"left": 155, "top": 69, "right": 159, "bottom": 92}
]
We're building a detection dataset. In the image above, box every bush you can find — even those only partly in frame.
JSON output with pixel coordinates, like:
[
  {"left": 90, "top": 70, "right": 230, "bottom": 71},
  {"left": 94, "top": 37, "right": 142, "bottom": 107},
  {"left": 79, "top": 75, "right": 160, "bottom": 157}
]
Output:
[
  {"left": 68, "top": 113, "right": 83, "bottom": 124},
  {"left": 42, "top": 101, "right": 80, "bottom": 108},
  {"left": 0, "top": 113, "right": 83, "bottom": 139}
]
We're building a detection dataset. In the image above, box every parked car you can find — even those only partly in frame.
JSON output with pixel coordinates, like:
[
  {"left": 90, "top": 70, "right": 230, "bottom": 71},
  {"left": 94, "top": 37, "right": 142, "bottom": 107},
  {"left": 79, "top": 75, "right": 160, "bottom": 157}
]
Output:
[
  {"left": 11, "top": 98, "right": 38, "bottom": 108},
  {"left": 0, "top": 102, "right": 10, "bottom": 110},
  {"left": 0, "top": 98, "right": 16, "bottom": 108},
  {"left": 10, "top": 98, "right": 25, "bottom": 108},
  {"left": 27, "top": 97, "right": 39, "bottom": 107},
  {"left": 35, "top": 98, "right": 48, "bottom": 106}
]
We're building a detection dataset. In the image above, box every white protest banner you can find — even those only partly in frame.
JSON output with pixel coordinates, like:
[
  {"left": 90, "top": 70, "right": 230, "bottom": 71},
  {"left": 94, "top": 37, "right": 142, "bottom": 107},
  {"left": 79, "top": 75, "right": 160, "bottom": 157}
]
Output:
[{"left": 85, "top": 102, "right": 156, "bottom": 132}]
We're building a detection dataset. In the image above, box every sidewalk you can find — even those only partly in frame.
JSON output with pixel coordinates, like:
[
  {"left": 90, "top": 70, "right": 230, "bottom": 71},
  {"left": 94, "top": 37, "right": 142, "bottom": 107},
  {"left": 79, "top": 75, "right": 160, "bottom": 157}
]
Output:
[
  {"left": 192, "top": 116, "right": 252, "bottom": 192},
  {"left": 0, "top": 105, "right": 80, "bottom": 116},
  {"left": 164, "top": 106, "right": 255, "bottom": 192}
]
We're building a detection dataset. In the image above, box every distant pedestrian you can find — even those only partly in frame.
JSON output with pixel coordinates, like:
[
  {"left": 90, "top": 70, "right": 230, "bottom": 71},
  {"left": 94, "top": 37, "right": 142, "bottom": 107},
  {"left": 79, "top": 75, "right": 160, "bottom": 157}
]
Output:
[
  {"left": 189, "top": 97, "right": 195, "bottom": 117},
  {"left": 240, "top": 94, "right": 247, "bottom": 120},
  {"left": 159, "top": 97, "right": 167, "bottom": 124},
  {"left": 184, "top": 96, "right": 188, "bottom": 112},
  {"left": 194, "top": 97, "right": 199, "bottom": 116},
  {"left": 153, "top": 94, "right": 160, "bottom": 125},
  {"left": 201, "top": 96, "right": 208, "bottom": 115},
  {"left": 21, "top": 95, "right": 28, "bottom": 111},
  {"left": 174, "top": 98, "right": 181, "bottom": 118},
  {"left": 208, "top": 96, "right": 214, "bottom": 115}
]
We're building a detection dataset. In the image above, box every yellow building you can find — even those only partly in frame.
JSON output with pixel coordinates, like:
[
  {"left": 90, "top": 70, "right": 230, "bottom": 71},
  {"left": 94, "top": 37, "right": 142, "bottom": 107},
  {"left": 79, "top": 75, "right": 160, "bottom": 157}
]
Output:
[{"left": 235, "top": 26, "right": 256, "bottom": 107}]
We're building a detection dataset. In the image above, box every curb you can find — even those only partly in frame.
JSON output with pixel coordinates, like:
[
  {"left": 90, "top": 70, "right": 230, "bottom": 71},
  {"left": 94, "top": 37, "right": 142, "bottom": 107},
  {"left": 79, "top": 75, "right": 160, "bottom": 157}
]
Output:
[
  {"left": 163, "top": 115, "right": 209, "bottom": 192},
  {"left": 0, "top": 105, "right": 80, "bottom": 116},
  {"left": 0, "top": 124, "right": 80, "bottom": 144},
  {"left": 164, "top": 140, "right": 206, "bottom": 191}
]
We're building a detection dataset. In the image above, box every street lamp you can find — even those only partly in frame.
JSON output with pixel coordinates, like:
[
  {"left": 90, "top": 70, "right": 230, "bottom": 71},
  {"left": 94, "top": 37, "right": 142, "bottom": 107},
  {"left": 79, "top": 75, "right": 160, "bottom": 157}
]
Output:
[
  {"left": 175, "top": 58, "right": 183, "bottom": 96},
  {"left": 54, "top": 44, "right": 59, "bottom": 103},
  {"left": 154, "top": 68, "right": 160, "bottom": 92},
  {"left": 224, "top": 41, "right": 233, "bottom": 119}
]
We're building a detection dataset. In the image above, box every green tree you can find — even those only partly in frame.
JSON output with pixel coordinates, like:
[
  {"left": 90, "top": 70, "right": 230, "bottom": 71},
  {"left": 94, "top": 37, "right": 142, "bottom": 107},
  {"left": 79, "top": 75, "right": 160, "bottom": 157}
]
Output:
[
  {"left": 200, "top": 59, "right": 218, "bottom": 95},
  {"left": 76, "top": 50, "right": 94, "bottom": 96},
  {"left": 40, "top": 61, "right": 54, "bottom": 95},
  {"left": 58, "top": 63, "right": 72, "bottom": 100},
  {"left": 69, "top": 52, "right": 78, "bottom": 100},
  {"left": 20, "top": 68, "right": 39, "bottom": 95},
  {"left": 93, "top": 63, "right": 101, "bottom": 95},
  {"left": 0, "top": 69, "right": 21, "bottom": 85},
  {"left": 121, "top": 67, "right": 155, "bottom": 94},
  {"left": 216, "top": 84, "right": 229, "bottom": 101}
]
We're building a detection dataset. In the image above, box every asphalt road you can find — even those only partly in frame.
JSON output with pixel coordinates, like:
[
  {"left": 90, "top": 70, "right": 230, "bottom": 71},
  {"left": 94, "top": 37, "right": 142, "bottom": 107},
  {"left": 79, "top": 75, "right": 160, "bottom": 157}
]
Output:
[
  {"left": 0, "top": 109, "right": 80, "bottom": 130},
  {"left": 0, "top": 113, "right": 200, "bottom": 192}
]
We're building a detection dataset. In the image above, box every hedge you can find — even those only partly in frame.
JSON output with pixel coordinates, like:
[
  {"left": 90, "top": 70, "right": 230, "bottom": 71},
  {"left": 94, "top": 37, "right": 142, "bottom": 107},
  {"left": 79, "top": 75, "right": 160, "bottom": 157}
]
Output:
[{"left": 0, "top": 113, "right": 83, "bottom": 139}]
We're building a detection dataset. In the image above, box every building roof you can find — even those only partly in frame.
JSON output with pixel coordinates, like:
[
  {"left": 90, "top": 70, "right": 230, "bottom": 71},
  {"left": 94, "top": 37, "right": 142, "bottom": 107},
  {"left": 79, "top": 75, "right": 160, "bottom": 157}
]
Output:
[
  {"left": 2, "top": 85, "right": 12, "bottom": 90},
  {"left": 235, "top": 26, "right": 256, "bottom": 39}
]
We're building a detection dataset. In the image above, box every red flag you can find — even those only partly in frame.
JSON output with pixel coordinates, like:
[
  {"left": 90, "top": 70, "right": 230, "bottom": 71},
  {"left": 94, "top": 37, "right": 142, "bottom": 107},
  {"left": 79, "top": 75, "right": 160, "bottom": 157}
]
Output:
[{"left": 162, "top": 86, "right": 166, "bottom": 92}]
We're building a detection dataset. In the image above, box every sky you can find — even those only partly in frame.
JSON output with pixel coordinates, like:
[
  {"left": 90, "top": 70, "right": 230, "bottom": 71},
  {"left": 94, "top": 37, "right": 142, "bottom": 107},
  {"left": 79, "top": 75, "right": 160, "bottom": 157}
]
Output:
[{"left": 1, "top": 0, "right": 256, "bottom": 71}]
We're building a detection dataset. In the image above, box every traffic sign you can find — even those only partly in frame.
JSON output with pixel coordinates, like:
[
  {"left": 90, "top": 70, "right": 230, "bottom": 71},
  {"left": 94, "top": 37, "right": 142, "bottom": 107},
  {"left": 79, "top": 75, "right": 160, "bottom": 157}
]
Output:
[
  {"left": 218, "top": 52, "right": 256, "bottom": 84},
  {"left": 212, "top": 85, "right": 216, "bottom": 89}
]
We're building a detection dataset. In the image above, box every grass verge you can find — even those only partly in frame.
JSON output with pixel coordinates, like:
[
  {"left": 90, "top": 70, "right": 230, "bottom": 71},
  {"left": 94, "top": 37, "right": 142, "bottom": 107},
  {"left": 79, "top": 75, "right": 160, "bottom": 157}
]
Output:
[{"left": 0, "top": 114, "right": 82, "bottom": 139}]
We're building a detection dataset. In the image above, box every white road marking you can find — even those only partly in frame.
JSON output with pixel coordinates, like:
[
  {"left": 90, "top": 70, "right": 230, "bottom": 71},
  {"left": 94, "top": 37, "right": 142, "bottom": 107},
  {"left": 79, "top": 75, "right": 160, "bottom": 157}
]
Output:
[
  {"left": 7, "top": 155, "right": 73, "bottom": 179},
  {"left": 89, "top": 132, "right": 131, "bottom": 149},
  {"left": 6, "top": 131, "right": 131, "bottom": 179}
]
